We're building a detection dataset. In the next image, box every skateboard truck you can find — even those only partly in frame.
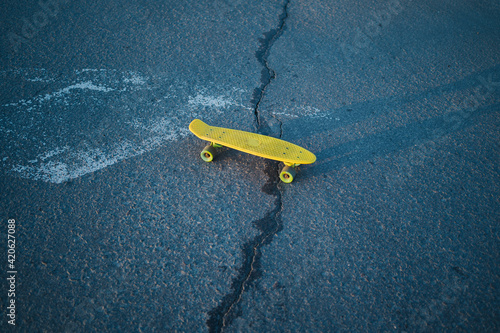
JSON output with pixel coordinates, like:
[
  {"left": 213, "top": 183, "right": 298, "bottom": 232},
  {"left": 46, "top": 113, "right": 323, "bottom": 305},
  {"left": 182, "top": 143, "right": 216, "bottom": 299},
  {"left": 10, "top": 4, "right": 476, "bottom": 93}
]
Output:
[
  {"left": 189, "top": 119, "right": 316, "bottom": 183},
  {"left": 200, "top": 142, "right": 223, "bottom": 163},
  {"left": 280, "top": 162, "right": 299, "bottom": 183}
]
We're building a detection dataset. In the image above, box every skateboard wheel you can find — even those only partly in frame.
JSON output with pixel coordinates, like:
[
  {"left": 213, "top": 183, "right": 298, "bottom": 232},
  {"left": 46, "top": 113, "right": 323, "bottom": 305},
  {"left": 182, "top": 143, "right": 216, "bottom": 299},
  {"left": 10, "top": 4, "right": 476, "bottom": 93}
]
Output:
[
  {"left": 280, "top": 165, "right": 297, "bottom": 183},
  {"left": 201, "top": 144, "right": 216, "bottom": 162}
]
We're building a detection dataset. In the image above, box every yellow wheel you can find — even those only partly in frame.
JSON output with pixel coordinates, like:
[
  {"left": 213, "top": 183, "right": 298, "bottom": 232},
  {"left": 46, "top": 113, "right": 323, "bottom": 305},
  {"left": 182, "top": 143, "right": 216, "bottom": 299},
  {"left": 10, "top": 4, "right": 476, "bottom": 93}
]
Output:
[
  {"left": 201, "top": 144, "right": 216, "bottom": 162},
  {"left": 279, "top": 165, "right": 297, "bottom": 183}
]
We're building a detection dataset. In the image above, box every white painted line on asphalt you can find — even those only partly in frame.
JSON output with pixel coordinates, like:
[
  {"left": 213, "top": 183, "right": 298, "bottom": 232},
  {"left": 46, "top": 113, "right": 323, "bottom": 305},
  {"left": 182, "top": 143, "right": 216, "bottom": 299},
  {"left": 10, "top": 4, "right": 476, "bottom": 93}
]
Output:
[
  {"left": 11, "top": 127, "right": 190, "bottom": 184},
  {"left": 39, "top": 81, "right": 116, "bottom": 102},
  {"left": 273, "top": 105, "right": 336, "bottom": 120},
  {"left": 1, "top": 68, "right": 250, "bottom": 183}
]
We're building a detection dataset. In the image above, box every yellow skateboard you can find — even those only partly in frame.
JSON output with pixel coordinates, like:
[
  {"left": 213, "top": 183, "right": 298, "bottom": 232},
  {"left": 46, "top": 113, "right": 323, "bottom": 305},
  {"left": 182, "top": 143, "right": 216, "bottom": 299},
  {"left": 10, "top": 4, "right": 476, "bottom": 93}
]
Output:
[{"left": 189, "top": 119, "right": 316, "bottom": 183}]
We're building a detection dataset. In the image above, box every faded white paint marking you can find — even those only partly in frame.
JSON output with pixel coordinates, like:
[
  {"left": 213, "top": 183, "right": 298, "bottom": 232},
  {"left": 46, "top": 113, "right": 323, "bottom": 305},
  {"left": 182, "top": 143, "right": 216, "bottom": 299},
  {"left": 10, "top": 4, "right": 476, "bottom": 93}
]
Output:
[
  {"left": 188, "top": 93, "right": 238, "bottom": 109},
  {"left": 39, "top": 146, "right": 70, "bottom": 161},
  {"left": 273, "top": 105, "right": 335, "bottom": 119},
  {"left": 123, "top": 73, "right": 146, "bottom": 85},
  {"left": 3, "top": 81, "right": 117, "bottom": 109},
  {"left": 2, "top": 68, "right": 250, "bottom": 183},
  {"left": 11, "top": 124, "right": 190, "bottom": 184},
  {"left": 40, "top": 81, "right": 115, "bottom": 102}
]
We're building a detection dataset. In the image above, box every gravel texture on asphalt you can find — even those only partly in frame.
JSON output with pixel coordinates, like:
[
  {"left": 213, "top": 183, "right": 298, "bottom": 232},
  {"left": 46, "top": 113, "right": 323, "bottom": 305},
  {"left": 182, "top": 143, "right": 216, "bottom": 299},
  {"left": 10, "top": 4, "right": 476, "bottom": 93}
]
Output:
[{"left": 1, "top": 0, "right": 499, "bottom": 331}]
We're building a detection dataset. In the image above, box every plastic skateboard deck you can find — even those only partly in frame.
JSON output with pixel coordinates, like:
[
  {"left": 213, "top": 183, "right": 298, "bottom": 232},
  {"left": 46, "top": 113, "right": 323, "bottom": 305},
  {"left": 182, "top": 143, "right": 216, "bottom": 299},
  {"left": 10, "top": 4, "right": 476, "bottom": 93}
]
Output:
[{"left": 189, "top": 119, "right": 316, "bottom": 182}]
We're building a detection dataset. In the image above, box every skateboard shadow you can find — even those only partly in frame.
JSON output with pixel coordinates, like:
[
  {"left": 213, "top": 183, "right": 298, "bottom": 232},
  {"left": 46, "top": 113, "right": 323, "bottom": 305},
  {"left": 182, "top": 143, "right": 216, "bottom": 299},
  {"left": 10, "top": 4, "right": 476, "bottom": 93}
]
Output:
[{"left": 276, "top": 67, "right": 499, "bottom": 179}]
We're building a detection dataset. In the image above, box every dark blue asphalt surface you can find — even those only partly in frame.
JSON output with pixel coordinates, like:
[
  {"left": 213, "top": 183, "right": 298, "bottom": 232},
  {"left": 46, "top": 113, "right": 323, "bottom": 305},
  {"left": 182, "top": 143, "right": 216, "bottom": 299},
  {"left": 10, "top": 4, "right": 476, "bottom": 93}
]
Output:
[{"left": 1, "top": 0, "right": 499, "bottom": 331}]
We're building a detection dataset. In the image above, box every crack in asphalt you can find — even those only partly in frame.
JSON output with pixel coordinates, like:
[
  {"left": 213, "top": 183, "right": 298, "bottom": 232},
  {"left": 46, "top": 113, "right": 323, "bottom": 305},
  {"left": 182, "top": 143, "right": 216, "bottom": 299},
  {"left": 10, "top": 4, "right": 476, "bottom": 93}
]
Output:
[
  {"left": 252, "top": 0, "right": 290, "bottom": 131},
  {"left": 207, "top": 1, "right": 290, "bottom": 332},
  {"left": 207, "top": 163, "right": 283, "bottom": 332}
]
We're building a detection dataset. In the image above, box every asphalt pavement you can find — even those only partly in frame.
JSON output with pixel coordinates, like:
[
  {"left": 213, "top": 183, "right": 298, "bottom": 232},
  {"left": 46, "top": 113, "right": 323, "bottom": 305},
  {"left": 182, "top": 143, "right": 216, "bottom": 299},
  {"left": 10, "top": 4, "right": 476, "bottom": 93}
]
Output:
[{"left": 1, "top": 0, "right": 499, "bottom": 331}]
